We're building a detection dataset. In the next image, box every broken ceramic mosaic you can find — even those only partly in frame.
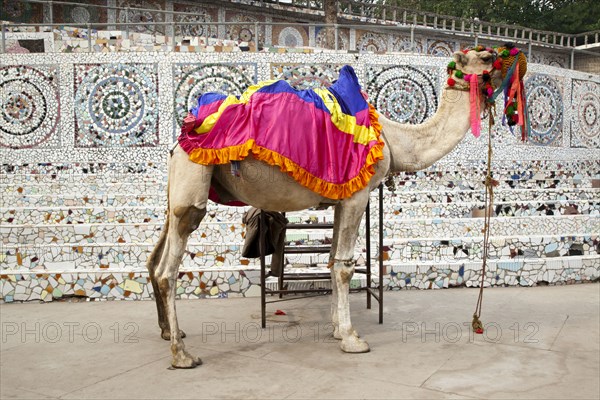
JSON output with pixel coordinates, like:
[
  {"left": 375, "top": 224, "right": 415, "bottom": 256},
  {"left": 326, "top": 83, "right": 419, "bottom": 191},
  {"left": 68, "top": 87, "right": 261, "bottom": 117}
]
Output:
[{"left": 0, "top": 50, "right": 598, "bottom": 302}]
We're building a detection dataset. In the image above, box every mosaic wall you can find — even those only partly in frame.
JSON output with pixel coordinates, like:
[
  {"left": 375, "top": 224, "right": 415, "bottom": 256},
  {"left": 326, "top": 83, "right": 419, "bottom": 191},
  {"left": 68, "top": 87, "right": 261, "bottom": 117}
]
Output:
[
  {"left": 0, "top": 51, "right": 598, "bottom": 303},
  {"left": 0, "top": 65, "right": 61, "bottom": 149},
  {"left": 365, "top": 65, "right": 439, "bottom": 124},
  {"left": 73, "top": 63, "right": 160, "bottom": 148},
  {"left": 525, "top": 74, "right": 564, "bottom": 147},
  {"left": 0, "top": 0, "right": 575, "bottom": 70}
]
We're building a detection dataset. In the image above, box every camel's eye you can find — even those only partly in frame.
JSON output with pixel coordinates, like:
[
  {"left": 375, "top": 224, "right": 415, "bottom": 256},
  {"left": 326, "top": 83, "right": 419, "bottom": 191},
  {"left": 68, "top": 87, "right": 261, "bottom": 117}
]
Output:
[{"left": 480, "top": 54, "right": 492, "bottom": 62}]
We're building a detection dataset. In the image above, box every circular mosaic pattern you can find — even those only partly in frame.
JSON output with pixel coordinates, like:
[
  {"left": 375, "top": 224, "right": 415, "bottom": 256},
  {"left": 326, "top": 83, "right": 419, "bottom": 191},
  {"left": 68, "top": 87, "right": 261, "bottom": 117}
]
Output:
[
  {"left": 0, "top": 66, "right": 60, "bottom": 149},
  {"left": 427, "top": 40, "right": 454, "bottom": 57},
  {"left": 173, "top": 64, "right": 256, "bottom": 128},
  {"left": 357, "top": 32, "right": 387, "bottom": 53},
  {"left": 390, "top": 36, "right": 423, "bottom": 53},
  {"left": 226, "top": 14, "right": 262, "bottom": 43},
  {"left": 525, "top": 74, "right": 563, "bottom": 146},
  {"left": 70, "top": 6, "right": 92, "bottom": 23},
  {"left": 272, "top": 64, "right": 341, "bottom": 90},
  {"left": 74, "top": 64, "right": 158, "bottom": 147},
  {"left": 366, "top": 65, "right": 438, "bottom": 125},
  {"left": 118, "top": 1, "right": 164, "bottom": 34},
  {"left": 176, "top": 8, "right": 217, "bottom": 38},
  {"left": 315, "top": 28, "right": 348, "bottom": 50},
  {"left": 571, "top": 80, "right": 600, "bottom": 148},
  {"left": 278, "top": 27, "right": 304, "bottom": 48}
]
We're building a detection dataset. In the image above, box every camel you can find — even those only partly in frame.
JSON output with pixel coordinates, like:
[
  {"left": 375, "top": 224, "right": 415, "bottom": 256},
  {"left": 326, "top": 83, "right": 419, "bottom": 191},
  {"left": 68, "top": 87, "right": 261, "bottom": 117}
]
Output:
[{"left": 147, "top": 49, "right": 502, "bottom": 368}]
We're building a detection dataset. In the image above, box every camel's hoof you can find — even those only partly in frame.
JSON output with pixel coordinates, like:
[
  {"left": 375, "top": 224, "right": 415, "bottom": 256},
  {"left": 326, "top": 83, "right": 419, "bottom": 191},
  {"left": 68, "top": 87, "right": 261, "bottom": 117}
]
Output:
[
  {"left": 340, "top": 337, "right": 370, "bottom": 353},
  {"left": 171, "top": 353, "right": 203, "bottom": 369},
  {"left": 161, "top": 329, "right": 186, "bottom": 341}
]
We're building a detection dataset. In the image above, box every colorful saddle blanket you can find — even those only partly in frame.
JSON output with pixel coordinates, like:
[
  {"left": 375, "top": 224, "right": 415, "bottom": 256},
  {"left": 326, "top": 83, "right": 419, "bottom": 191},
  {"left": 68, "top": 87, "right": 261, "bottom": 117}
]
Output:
[{"left": 178, "top": 65, "right": 384, "bottom": 200}]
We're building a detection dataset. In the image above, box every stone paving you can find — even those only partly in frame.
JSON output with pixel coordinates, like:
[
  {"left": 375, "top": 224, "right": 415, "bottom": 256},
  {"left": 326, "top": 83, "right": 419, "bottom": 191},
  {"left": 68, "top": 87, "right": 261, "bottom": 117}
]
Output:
[{"left": 1, "top": 284, "right": 598, "bottom": 399}]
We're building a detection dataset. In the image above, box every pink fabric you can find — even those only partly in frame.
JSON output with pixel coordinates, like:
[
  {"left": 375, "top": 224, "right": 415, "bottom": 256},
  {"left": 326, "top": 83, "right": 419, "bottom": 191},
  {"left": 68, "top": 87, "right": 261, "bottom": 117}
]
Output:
[
  {"left": 178, "top": 91, "right": 379, "bottom": 185},
  {"left": 469, "top": 73, "right": 481, "bottom": 138}
]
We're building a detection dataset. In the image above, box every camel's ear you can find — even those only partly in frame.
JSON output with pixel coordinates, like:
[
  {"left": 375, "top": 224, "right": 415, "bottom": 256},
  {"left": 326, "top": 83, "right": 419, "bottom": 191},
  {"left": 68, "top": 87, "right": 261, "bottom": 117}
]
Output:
[{"left": 453, "top": 51, "right": 468, "bottom": 67}]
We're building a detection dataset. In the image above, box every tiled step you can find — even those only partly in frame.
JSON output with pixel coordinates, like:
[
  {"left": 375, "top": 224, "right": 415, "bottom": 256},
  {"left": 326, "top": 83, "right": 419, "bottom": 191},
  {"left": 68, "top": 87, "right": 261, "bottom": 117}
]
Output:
[
  {"left": 380, "top": 235, "right": 599, "bottom": 262},
  {"left": 383, "top": 188, "right": 599, "bottom": 204},
  {"left": 3, "top": 159, "right": 596, "bottom": 180},
  {"left": 2, "top": 174, "right": 595, "bottom": 199},
  {"left": 2, "top": 233, "right": 598, "bottom": 272},
  {"left": 0, "top": 182, "right": 166, "bottom": 196},
  {"left": 382, "top": 199, "right": 599, "bottom": 218},
  {"left": 0, "top": 242, "right": 261, "bottom": 272},
  {"left": 0, "top": 223, "right": 246, "bottom": 247},
  {"left": 381, "top": 255, "right": 600, "bottom": 289},
  {"left": 3, "top": 194, "right": 168, "bottom": 208},
  {"left": 3, "top": 186, "right": 598, "bottom": 219},
  {"left": 3, "top": 192, "right": 598, "bottom": 218},
  {"left": 2, "top": 206, "right": 596, "bottom": 239},
  {"left": 2, "top": 254, "right": 598, "bottom": 302}
]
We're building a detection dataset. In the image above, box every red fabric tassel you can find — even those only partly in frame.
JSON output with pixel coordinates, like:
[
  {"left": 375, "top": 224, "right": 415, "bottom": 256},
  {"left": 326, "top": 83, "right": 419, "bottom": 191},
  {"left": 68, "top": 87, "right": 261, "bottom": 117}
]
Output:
[{"left": 469, "top": 74, "right": 481, "bottom": 138}]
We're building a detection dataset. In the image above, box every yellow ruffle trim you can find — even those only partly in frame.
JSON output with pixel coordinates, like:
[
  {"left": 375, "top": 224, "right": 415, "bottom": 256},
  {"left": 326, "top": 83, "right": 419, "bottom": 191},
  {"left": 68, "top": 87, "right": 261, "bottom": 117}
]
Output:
[{"left": 187, "top": 103, "right": 384, "bottom": 200}]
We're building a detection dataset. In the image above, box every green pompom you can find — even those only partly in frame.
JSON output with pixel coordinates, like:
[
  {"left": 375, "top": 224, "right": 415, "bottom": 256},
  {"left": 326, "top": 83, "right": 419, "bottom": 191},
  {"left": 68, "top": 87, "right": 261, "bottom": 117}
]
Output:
[
  {"left": 448, "top": 61, "right": 456, "bottom": 69},
  {"left": 506, "top": 105, "right": 515, "bottom": 114},
  {"left": 454, "top": 70, "right": 464, "bottom": 79},
  {"left": 501, "top": 49, "right": 510, "bottom": 57}
]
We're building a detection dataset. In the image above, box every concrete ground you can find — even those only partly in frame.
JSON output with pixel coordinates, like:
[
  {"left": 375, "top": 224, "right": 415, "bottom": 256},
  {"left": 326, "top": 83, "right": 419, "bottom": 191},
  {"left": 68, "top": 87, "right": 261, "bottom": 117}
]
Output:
[{"left": 1, "top": 284, "right": 599, "bottom": 400}]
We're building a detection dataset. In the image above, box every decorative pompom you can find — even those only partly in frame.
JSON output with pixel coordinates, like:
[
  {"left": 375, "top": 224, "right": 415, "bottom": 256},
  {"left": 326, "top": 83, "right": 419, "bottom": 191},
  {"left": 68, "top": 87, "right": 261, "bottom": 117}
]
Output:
[
  {"left": 504, "top": 42, "right": 515, "bottom": 49},
  {"left": 475, "top": 328, "right": 484, "bottom": 334},
  {"left": 487, "top": 87, "right": 494, "bottom": 97},
  {"left": 510, "top": 47, "right": 520, "bottom": 56},
  {"left": 447, "top": 77, "right": 456, "bottom": 86},
  {"left": 493, "top": 60, "right": 503, "bottom": 70},
  {"left": 463, "top": 74, "right": 472, "bottom": 81},
  {"left": 454, "top": 70, "right": 464, "bottom": 79},
  {"left": 462, "top": 49, "right": 469, "bottom": 54},
  {"left": 482, "top": 71, "right": 490, "bottom": 81},
  {"left": 501, "top": 49, "right": 510, "bottom": 57},
  {"left": 447, "top": 61, "right": 456, "bottom": 69}
]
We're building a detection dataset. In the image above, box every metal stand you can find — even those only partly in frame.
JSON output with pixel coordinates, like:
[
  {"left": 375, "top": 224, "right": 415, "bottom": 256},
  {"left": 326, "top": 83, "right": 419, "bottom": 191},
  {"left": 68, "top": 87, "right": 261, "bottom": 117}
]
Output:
[{"left": 259, "top": 184, "right": 385, "bottom": 328}]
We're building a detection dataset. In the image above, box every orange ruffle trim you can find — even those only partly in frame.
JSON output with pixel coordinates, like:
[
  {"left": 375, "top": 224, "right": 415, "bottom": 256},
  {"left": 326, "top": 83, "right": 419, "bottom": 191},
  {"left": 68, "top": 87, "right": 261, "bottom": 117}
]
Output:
[{"left": 187, "top": 103, "right": 384, "bottom": 200}]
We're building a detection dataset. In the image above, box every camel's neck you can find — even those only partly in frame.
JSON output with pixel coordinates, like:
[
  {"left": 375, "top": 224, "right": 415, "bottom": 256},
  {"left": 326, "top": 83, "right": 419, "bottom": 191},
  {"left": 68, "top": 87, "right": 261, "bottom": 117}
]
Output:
[{"left": 380, "top": 87, "right": 472, "bottom": 173}]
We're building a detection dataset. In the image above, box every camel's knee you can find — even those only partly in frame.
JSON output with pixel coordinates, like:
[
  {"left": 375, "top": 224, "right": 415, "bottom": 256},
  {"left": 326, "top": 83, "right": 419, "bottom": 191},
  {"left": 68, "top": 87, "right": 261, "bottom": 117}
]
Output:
[{"left": 173, "top": 206, "right": 206, "bottom": 237}]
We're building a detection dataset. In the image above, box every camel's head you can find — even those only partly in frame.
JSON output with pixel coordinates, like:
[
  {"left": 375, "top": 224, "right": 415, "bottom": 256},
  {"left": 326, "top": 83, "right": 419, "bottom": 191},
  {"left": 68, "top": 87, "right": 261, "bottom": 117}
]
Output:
[
  {"left": 446, "top": 44, "right": 530, "bottom": 139},
  {"left": 448, "top": 48, "right": 503, "bottom": 90}
]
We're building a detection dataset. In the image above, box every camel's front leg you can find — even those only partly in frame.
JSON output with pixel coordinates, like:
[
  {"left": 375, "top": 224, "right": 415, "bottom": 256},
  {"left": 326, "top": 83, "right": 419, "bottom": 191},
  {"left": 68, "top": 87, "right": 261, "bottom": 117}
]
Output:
[{"left": 330, "top": 195, "right": 370, "bottom": 353}]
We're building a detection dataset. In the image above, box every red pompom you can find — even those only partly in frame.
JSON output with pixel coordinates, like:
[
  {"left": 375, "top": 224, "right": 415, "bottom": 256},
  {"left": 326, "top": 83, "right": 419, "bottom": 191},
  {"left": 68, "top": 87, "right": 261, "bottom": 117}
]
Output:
[
  {"left": 447, "top": 78, "right": 456, "bottom": 86},
  {"left": 475, "top": 328, "right": 484, "bottom": 334},
  {"left": 493, "top": 60, "right": 502, "bottom": 70}
]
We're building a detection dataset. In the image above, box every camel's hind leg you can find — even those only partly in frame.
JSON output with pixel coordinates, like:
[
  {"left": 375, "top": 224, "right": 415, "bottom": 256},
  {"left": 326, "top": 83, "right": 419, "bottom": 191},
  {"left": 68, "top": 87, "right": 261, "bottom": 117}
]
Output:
[
  {"left": 146, "top": 218, "right": 179, "bottom": 340},
  {"left": 147, "top": 147, "right": 213, "bottom": 368},
  {"left": 330, "top": 190, "right": 370, "bottom": 353}
]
